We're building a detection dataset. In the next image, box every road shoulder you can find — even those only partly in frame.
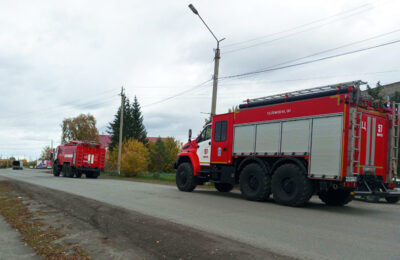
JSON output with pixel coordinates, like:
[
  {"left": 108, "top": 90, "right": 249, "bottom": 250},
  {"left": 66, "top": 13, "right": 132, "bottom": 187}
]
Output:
[{"left": 6, "top": 178, "right": 293, "bottom": 260}]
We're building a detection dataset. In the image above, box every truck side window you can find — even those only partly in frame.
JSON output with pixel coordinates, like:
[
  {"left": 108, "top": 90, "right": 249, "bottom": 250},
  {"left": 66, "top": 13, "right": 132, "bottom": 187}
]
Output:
[
  {"left": 198, "top": 125, "right": 212, "bottom": 142},
  {"left": 214, "top": 121, "right": 227, "bottom": 142}
]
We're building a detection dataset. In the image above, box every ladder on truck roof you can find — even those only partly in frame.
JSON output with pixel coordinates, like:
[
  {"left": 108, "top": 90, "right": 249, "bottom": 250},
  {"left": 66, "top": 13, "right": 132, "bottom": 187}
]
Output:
[
  {"left": 243, "top": 80, "right": 365, "bottom": 103},
  {"left": 388, "top": 102, "right": 400, "bottom": 182}
]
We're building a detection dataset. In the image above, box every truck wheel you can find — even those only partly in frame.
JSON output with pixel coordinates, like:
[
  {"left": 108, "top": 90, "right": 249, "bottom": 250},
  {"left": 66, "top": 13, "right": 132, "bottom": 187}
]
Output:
[
  {"left": 214, "top": 183, "right": 234, "bottom": 192},
  {"left": 272, "top": 164, "right": 313, "bottom": 207},
  {"left": 62, "top": 165, "right": 68, "bottom": 177},
  {"left": 385, "top": 196, "right": 400, "bottom": 203},
  {"left": 76, "top": 172, "right": 82, "bottom": 178},
  {"left": 239, "top": 163, "right": 271, "bottom": 201},
  {"left": 318, "top": 190, "right": 353, "bottom": 206},
  {"left": 176, "top": 163, "right": 197, "bottom": 192},
  {"left": 53, "top": 164, "right": 60, "bottom": 177}
]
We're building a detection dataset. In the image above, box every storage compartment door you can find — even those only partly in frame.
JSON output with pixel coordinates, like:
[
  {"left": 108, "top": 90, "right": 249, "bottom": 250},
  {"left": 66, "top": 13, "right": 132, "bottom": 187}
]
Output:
[
  {"left": 281, "top": 119, "right": 310, "bottom": 155},
  {"left": 233, "top": 125, "right": 256, "bottom": 155},
  {"left": 255, "top": 123, "right": 281, "bottom": 155},
  {"left": 310, "top": 116, "right": 343, "bottom": 178}
]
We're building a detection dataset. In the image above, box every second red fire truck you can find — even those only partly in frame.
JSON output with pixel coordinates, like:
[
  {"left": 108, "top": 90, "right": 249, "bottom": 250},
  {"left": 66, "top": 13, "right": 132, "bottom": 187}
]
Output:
[
  {"left": 174, "top": 81, "right": 400, "bottom": 206},
  {"left": 53, "top": 140, "right": 106, "bottom": 179}
]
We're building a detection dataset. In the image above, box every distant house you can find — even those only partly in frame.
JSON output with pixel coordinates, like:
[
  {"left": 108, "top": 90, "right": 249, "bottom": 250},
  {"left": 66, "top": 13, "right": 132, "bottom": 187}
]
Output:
[
  {"left": 98, "top": 134, "right": 167, "bottom": 149},
  {"left": 380, "top": 81, "right": 400, "bottom": 99},
  {"left": 363, "top": 81, "right": 400, "bottom": 99},
  {"left": 146, "top": 137, "right": 167, "bottom": 143},
  {"left": 99, "top": 135, "right": 112, "bottom": 149}
]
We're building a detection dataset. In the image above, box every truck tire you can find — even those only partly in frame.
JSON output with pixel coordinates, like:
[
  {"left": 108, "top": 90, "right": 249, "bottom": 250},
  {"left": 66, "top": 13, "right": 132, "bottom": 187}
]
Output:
[
  {"left": 176, "top": 163, "right": 197, "bottom": 192},
  {"left": 385, "top": 196, "right": 400, "bottom": 203},
  {"left": 62, "top": 164, "right": 68, "bottom": 177},
  {"left": 86, "top": 172, "right": 97, "bottom": 179},
  {"left": 53, "top": 163, "right": 60, "bottom": 177},
  {"left": 271, "top": 163, "right": 313, "bottom": 207},
  {"left": 75, "top": 172, "right": 82, "bottom": 178},
  {"left": 318, "top": 190, "right": 353, "bottom": 206},
  {"left": 214, "top": 183, "right": 234, "bottom": 192},
  {"left": 239, "top": 163, "right": 271, "bottom": 201}
]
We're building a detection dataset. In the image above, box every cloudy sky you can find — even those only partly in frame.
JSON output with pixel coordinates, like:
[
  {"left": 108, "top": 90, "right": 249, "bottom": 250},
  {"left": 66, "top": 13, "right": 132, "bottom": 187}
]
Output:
[{"left": 1, "top": 0, "right": 399, "bottom": 160}]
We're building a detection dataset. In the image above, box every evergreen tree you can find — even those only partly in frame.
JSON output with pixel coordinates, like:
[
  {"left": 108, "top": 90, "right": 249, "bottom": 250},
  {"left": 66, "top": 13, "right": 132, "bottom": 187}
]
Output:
[
  {"left": 131, "top": 96, "right": 147, "bottom": 144},
  {"left": 107, "top": 97, "right": 132, "bottom": 150},
  {"left": 107, "top": 95, "right": 147, "bottom": 150}
]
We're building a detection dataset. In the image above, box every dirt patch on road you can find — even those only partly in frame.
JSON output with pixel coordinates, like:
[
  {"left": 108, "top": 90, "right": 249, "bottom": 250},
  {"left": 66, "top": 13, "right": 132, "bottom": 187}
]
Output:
[{"left": 5, "top": 179, "right": 294, "bottom": 260}]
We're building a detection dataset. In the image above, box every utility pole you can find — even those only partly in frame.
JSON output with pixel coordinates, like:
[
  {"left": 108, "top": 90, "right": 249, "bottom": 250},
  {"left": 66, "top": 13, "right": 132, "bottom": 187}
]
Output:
[
  {"left": 117, "top": 87, "right": 125, "bottom": 175},
  {"left": 211, "top": 43, "right": 221, "bottom": 116},
  {"left": 189, "top": 4, "right": 225, "bottom": 116}
]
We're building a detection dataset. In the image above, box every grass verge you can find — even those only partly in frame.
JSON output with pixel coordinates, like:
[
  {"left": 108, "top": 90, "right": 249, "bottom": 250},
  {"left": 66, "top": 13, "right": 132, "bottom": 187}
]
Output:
[{"left": 0, "top": 181, "right": 91, "bottom": 260}]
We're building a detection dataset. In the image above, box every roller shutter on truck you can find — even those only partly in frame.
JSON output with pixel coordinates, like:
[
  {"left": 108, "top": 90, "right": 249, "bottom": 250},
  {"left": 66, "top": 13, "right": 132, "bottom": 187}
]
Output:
[{"left": 233, "top": 114, "right": 343, "bottom": 179}]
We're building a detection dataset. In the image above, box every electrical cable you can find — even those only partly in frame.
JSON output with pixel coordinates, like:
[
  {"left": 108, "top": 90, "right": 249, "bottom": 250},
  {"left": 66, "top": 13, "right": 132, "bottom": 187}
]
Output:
[{"left": 219, "top": 39, "right": 400, "bottom": 80}]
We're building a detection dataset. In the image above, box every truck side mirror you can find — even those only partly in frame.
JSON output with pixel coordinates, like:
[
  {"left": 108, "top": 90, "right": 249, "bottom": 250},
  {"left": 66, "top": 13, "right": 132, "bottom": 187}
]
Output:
[{"left": 188, "top": 129, "right": 192, "bottom": 142}]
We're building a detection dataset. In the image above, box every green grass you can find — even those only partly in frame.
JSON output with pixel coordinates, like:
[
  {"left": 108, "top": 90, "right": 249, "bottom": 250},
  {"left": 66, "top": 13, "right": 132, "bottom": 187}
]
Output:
[{"left": 102, "top": 171, "right": 177, "bottom": 184}]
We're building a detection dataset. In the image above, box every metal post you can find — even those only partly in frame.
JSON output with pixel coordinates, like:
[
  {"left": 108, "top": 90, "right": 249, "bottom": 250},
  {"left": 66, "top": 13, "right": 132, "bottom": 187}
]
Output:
[
  {"left": 117, "top": 87, "right": 124, "bottom": 175},
  {"left": 188, "top": 4, "right": 224, "bottom": 117},
  {"left": 211, "top": 42, "right": 220, "bottom": 116}
]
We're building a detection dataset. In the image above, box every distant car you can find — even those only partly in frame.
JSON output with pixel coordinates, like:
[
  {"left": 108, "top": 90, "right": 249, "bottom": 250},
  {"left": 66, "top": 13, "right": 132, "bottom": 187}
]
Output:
[{"left": 29, "top": 166, "right": 33, "bottom": 169}]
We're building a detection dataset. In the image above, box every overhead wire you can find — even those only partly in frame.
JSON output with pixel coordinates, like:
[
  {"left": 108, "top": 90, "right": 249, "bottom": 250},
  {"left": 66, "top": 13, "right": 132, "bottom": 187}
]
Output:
[
  {"left": 218, "top": 39, "right": 400, "bottom": 81},
  {"left": 222, "top": 0, "right": 394, "bottom": 55},
  {"left": 223, "top": 2, "right": 374, "bottom": 49}
]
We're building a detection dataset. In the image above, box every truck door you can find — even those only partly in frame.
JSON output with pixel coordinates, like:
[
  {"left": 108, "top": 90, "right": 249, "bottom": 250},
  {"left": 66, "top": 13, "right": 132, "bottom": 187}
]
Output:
[
  {"left": 196, "top": 124, "right": 212, "bottom": 166},
  {"left": 211, "top": 116, "right": 233, "bottom": 164}
]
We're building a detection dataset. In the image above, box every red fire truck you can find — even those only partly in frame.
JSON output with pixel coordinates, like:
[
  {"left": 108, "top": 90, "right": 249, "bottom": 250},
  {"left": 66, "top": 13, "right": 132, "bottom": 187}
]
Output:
[
  {"left": 53, "top": 140, "right": 106, "bottom": 179},
  {"left": 174, "top": 81, "right": 400, "bottom": 206}
]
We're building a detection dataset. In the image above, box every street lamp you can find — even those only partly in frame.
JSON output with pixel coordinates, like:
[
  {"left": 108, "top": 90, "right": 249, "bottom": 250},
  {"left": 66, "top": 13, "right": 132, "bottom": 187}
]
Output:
[{"left": 188, "top": 4, "right": 225, "bottom": 116}]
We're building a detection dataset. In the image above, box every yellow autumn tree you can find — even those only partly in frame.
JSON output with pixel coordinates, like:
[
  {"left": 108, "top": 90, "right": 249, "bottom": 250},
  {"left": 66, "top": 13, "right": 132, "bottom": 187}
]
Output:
[
  {"left": 121, "top": 139, "right": 149, "bottom": 177},
  {"left": 106, "top": 139, "right": 150, "bottom": 176}
]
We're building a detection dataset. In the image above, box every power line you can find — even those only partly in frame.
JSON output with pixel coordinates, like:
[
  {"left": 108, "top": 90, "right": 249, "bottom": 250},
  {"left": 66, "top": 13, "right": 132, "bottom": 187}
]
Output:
[
  {"left": 219, "top": 39, "right": 400, "bottom": 80},
  {"left": 219, "top": 29, "right": 400, "bottom": 83},
  {"left": 223, "top": 2, "right": 374, "bottom": 48},
  {"left": 222, "top": 0, "right": 394, "bottom": 55},
  {"left": 143, "top": 79, "right": 212, "bottom": 108}
]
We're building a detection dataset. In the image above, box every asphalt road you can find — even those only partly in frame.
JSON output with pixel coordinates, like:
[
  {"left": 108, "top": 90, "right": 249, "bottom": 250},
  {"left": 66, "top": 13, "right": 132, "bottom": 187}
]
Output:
[{"left": 1, "top": 169, "right": 399, "bottom": 260}]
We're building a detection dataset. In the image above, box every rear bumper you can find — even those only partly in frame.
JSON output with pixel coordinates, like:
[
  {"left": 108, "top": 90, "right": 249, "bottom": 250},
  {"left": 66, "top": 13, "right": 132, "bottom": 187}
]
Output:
[
  {"left": 354, "top": 190, "right": 400, "bottom": 197},
  {"left": 355, "top": 174, "right": 400, "bottom": 197}
]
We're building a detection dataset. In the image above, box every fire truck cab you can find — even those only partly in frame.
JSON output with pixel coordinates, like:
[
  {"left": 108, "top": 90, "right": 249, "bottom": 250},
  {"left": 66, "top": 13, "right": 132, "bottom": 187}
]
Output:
[{"left": 174, "top": 81, "right": 400, "bottom": 206}]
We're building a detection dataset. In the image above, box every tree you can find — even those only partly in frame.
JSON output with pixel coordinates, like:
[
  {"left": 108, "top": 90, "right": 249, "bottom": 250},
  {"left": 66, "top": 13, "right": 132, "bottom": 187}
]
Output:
[
  {"left": 366, "top": 81, "right": 383, "bottom": 100},
  {"left": 61, "top": 114, "right": 99, "bottom": 144},
  {"left": 107, "top": 96, "right": 147, "bottom": 150},
  {"left": 130, "top": 96, "right": 147, "bottom": 144},
  {"left": 41, "top": 146, "right": 53, "bottom": 160},
  {"left": 149, "top": 137, "right": 166, "bottom": 172},
  {"left": 163, "top": 137, "right": 181, "bottom": 172},
  {"left": 105, "top": 139, "right": 149, "bottom": 177},
  {"left": 121, "top": 139, "right": 149, "bottom": 177},
  {"left": 107, "top": 97, "right": 132, "bottom": 150}
]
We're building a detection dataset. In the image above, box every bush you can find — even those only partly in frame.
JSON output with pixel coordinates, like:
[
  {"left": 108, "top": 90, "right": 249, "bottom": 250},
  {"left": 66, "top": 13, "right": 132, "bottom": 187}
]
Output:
[
  {"left": 105, "top": 139, "right": 150, "bottom": 177},
  {"left": 121, "top": 139, "right": 149, "bottom": 177},
  {"left": 148, "top": 137, "right": 181, "bottom": 173}
]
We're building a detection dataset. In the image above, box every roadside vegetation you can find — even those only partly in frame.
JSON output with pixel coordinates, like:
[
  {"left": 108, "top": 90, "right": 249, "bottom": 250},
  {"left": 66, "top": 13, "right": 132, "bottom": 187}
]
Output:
[{"left": 0, "top": 181, "right": 90, "bottom": 260}]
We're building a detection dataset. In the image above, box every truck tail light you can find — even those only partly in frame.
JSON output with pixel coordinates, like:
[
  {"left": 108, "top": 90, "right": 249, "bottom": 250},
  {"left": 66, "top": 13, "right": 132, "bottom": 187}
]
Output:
[
  {"left": 343, "top": 182, "right": 357, "bottom": 188},
  {"left": 387, "top": 183, "right": 396, "bottom": 189}
]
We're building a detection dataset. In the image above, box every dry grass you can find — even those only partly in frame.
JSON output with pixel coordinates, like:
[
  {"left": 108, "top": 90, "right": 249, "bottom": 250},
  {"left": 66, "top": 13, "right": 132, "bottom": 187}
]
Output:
[{"left": 0, "top": 181, "right": 91, "bottom": 260}]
